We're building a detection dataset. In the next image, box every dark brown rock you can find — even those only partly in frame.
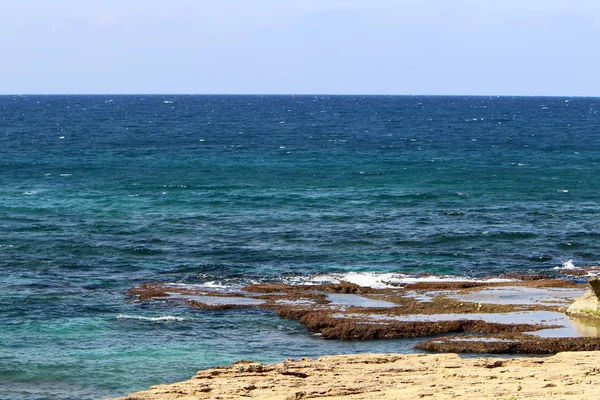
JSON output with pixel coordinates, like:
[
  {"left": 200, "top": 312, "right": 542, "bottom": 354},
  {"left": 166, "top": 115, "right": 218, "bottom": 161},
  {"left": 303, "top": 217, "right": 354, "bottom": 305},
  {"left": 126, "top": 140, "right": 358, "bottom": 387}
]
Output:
[
  {"left": 296, "top": 311, "right": 552, "bottom": 340},
  {"left": 125, "top": 277, "right": 588, "bottom": 353},
  {"left": 126, "top": 282, "right": 171, "bottom": 300},
  {"left": 416, "top": 334, "right": 600, "bottom": 354},
  {"left": 589, "top": 278, "right": 600, "bottom": 298}
]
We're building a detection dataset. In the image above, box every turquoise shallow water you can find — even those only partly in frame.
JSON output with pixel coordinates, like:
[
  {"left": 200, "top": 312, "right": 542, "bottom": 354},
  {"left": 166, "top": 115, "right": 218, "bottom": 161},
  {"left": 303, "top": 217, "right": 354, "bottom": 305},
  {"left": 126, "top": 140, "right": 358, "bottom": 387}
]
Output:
[{"left": 2, "top": 95, "right": 600, "bottom": 399}]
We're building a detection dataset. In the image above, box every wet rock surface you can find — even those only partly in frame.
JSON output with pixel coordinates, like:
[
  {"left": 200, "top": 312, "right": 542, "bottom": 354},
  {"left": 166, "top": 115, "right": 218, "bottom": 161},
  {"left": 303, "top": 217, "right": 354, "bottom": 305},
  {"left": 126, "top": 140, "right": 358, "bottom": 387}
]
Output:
[
  {"left": 124, "top": 276, "right": 600, "bottom": 354},
  {"left": 417, "top": 333, "right": 600, "bottom": 354}
]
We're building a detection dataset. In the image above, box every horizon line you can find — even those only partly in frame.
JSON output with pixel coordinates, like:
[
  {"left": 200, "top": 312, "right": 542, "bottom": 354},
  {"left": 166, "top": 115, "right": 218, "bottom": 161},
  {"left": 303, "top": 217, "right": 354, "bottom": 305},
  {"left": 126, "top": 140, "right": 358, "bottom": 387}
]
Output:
[{"left": 0, "top": 93, "right": 598, "bottom": 98}]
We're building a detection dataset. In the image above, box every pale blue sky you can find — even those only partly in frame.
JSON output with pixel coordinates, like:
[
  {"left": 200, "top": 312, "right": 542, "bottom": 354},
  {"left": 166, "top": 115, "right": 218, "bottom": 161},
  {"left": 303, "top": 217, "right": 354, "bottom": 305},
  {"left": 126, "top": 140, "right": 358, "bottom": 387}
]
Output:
[{"left": 1, "top": 0, "right": 599, "bottom": 95}]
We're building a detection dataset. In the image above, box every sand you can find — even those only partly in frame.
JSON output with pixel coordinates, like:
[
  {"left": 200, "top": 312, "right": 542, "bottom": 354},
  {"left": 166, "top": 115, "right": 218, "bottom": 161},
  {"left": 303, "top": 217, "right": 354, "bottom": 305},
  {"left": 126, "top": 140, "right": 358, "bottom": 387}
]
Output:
[{"left": 109, "top": 351, "right": 600, "bottom": 400}]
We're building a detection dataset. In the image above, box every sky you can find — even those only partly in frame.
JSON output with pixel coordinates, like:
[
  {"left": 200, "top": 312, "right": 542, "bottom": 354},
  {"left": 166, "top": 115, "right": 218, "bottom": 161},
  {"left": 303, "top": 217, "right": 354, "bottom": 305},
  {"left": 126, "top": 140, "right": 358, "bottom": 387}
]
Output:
[{"left": 1, "top": 0, "right": 600, "bottom": 95}]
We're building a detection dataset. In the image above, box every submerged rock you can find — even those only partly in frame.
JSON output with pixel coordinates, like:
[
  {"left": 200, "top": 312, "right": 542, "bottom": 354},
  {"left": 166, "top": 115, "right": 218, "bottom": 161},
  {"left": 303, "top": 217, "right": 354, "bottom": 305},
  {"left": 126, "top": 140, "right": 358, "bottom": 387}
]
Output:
[
  {"left": 567, "top": 278, "right": 600, "bottom": 319},
  {"left": 126, "top": 279, "right": 600, "bottom": 353}
]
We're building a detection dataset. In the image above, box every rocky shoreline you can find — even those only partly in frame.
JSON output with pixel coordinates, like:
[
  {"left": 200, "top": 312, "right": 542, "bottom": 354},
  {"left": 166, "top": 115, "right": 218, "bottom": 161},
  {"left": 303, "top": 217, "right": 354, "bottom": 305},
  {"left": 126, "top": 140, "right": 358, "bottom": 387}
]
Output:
[
  {"left": 109, "top": 351, "right": 600, "bottom": 399},
  {"left": 126, "top": 274, "right": 600, "bottom": 353},
  {"left": 113, "top": 274, "right": 600, "bottom": 399}
]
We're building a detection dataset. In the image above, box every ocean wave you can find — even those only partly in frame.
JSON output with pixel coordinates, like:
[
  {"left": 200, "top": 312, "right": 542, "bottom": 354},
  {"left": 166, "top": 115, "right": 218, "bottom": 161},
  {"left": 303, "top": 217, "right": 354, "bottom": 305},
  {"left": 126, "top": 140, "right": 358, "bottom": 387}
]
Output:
[
  {"left": 552, "top": 260, "right": 600, "bottom": 277},
  {"left": 167, "top": 278, "right": 262, "bottom": 292},
  {"left": 200, "top": 280, "right": 241, "bottom": 289},
  {"left": 116, "top": 314, "right": 187, "bottom": 322},
  {"left": 174, "top": 272, "right": 516, "bottom": 291},
  {"left": 558, "top": 259, "right": 576, "bottom": 270},
  {"left": 290, "top": 272, "right": 514, "bottom": 289},
  {"left": 171, "top": 280, "right": 241, "bottom": 290}
]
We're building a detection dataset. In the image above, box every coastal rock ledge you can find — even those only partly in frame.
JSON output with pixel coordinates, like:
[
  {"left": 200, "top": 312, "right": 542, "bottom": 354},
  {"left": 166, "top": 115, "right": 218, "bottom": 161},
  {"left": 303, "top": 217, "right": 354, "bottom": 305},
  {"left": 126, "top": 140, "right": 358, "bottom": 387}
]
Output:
[
  {"left": 567, "top": 278, "right": 600, "bottom": 319},
  {"left": 109, "top": 352, "right": 600, "bottom": 400}
]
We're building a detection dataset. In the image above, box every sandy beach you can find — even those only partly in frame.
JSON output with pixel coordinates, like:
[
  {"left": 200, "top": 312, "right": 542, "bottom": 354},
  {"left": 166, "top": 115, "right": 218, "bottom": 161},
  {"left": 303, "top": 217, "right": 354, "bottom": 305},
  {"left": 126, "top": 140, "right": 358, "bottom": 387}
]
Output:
[{"left": 110, "top": 351, "right": 600, "bottom": 399}]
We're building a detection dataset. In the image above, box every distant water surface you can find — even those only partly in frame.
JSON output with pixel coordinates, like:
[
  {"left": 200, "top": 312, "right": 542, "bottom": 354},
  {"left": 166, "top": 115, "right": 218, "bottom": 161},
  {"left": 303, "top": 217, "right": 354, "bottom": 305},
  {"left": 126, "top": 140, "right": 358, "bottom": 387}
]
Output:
[{"left": 2, "top": 95, "right": 600, "bottom": 399}]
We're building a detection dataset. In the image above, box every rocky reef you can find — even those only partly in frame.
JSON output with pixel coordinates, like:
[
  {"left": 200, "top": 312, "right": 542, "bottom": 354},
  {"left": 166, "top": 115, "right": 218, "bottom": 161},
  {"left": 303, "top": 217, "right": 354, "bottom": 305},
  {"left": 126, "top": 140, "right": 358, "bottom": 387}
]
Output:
[
  {"left": 125, "top": 276, "right": 600, "bottom": 354},
  {"left": 111, "top": 273, "right": 600, "bottom": 399}
]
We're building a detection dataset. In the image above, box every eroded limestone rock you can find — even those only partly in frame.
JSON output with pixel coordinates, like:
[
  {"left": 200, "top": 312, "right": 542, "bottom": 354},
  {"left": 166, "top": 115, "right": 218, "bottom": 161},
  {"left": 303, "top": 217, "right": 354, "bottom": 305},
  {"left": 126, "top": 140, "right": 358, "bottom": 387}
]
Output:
[
  {"left": 567, "top": 278, "right": 600, "bottom": 319},
  {"left": 590, "top": 278, "right": 600, "bottom": 298}
]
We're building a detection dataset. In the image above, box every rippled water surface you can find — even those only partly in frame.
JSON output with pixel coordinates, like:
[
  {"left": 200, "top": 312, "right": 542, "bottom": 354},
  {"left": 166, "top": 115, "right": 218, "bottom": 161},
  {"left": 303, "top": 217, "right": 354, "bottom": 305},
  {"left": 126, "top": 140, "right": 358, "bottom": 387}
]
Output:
[{"left": 2, "top": 95, "right": 600, "bottom": 399}]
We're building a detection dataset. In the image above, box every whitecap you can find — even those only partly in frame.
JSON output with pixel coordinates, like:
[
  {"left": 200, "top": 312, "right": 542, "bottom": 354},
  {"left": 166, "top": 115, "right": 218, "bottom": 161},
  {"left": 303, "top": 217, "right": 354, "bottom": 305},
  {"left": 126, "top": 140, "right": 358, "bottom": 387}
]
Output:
[
  {"left": 198, "top": 281, "right": 232, "bottom": 289},
  {"left": 293, "top": 272, "right": 514, "bottom": 290},
  {"left": 116, "top": 314, "right": 186, "bottom": 322},
  {"left": 557, "top": 259, "right": 576, "bottom": 270},
  {"left": 168, "top": 279, "right": 260, "bottom": 291},
  {"left": 180, "top": 272, "right": 515, "bottom": 292}
]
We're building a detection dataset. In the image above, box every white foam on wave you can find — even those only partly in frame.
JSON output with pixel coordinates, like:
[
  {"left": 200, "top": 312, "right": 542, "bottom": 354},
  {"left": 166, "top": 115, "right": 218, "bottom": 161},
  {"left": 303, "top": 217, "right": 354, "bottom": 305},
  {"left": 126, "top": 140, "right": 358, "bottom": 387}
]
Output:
[
  {"left": 116, "top": 314, "right": 187, "bottom": 322},
  {"left": 554, "top": 259, "right": 577, "bottom": 270},
  {"left": 168, "top": 278, "right": 261, "bottom": 291},
  {"left": 197, "top": 281, "right": 234, "bottom": 289},
  {"left": 552, "top": 260, "right": 600, "bottom": 276},
  {"left": 293, "top": 272, "right": 514, "bottom": 289},
  {"left": 176, "top": 273, "right": 516, "bottom": 292}
]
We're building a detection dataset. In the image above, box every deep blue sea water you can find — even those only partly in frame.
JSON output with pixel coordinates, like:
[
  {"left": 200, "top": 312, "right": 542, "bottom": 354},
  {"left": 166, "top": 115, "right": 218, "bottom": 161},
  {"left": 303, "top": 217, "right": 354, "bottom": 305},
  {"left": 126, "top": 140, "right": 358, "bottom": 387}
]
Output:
[{"left": 2, "top": 95, "right": 600, "bottom": 399}]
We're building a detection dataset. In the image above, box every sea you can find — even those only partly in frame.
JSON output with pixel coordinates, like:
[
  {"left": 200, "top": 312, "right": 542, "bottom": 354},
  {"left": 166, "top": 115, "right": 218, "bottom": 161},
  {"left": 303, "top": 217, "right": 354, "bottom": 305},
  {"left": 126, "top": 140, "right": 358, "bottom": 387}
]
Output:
[{"left": 2, "top": 94, "right": 600, "bottom": 399}]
